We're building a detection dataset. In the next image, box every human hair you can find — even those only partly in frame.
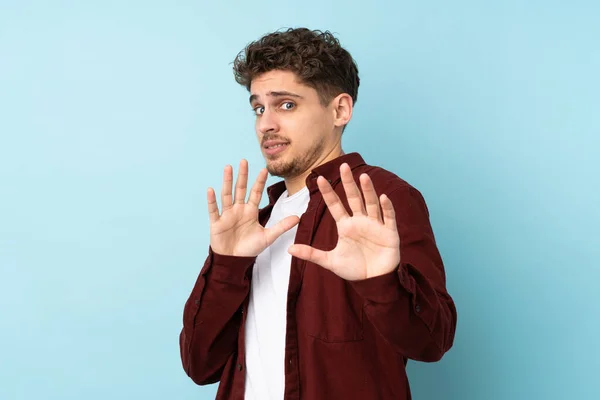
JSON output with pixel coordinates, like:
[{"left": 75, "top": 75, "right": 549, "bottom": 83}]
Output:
[{"left": 232, "top": 27, "right": 360, "bottom": 107}]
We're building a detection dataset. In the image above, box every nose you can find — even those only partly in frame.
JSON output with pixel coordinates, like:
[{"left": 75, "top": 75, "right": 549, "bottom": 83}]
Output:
[{"left": 257, "top": 109, "right": 279, "bottom": 134}]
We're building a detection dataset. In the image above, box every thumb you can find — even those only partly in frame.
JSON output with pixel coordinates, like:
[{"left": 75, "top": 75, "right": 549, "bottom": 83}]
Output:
[
  {"left": 264, "top": 215, "right": 300, "bottom": 247},
  {"left": 288, "top": 244, "right": 330, "bottom": 269}
]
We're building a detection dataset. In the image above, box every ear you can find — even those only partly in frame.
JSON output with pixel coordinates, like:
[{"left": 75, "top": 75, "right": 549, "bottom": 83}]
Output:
[{"left": 331, "top": 93, "right": 353, "bottom": 128}]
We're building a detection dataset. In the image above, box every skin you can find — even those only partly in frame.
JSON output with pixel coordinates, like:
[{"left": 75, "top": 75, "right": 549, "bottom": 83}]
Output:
[
  {"left": 207, "top": 69, "right": 401, "bottom": 280},
  {"left": 249, "top": 69, "right": 351, "bottom": 196}
]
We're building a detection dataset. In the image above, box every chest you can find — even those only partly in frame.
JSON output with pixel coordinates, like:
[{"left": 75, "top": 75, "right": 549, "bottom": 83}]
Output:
[{"left": 292, "top": 210, "right": 366, "bottom": 343}]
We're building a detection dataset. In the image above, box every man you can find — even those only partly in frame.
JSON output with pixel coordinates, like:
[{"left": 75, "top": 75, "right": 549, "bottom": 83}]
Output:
[{"left": 179, "top": 27, "right": 457, "bottom": 400}]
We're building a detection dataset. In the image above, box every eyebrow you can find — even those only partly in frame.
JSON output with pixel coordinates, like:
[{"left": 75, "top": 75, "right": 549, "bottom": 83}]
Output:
[{"left": 249, "top": 91, "right": 304, "bottom": 104}]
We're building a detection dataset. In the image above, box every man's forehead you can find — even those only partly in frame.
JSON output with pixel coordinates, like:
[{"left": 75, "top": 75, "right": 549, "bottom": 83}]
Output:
[{"left": 249, "top": 73, "right": 311, "bottom": 103}]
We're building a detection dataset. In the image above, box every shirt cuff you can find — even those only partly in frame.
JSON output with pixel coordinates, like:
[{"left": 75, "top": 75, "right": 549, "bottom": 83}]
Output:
[
  {"left": 207, "top": 247, "right": 256, "bottom": 285},
  {"left": 350, "top": 268, "right": 403, "bottom": 304}
]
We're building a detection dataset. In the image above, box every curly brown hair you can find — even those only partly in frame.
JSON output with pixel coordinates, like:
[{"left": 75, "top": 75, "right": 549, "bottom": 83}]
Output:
[{"left": 232, "top": 27, "right": 360, "bottom": 107}]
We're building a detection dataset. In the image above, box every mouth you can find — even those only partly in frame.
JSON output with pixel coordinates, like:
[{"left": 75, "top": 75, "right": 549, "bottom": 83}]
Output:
[{"left": 263, "top": 141, "right": 290, "bottom": 156}]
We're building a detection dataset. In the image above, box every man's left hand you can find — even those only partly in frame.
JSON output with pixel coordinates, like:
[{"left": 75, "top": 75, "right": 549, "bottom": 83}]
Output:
[{"left": 288, "top": 163, "right": 401, "bottom": 281}]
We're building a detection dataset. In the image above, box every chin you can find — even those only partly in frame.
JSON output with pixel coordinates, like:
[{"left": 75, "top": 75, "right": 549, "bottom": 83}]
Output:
[{"left": 265, "top": 157, "right": 297, "bottom": 178}]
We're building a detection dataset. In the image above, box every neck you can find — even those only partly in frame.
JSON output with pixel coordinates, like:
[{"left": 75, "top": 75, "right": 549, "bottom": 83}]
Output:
[{"left": 284, "top": 146, "right": 344, "bottom": 196}]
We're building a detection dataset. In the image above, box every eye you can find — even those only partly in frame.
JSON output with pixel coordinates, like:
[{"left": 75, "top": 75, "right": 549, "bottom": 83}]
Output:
[
  {"left": 253, "top": 105, "right": 265, "bottom": 116},
  {"left": 281, "top": 102, "right": 295, "bottom": 110}
]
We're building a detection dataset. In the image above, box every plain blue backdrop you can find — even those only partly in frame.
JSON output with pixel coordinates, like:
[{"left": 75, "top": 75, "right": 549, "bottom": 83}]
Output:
[{"left": 1, "top": 1, "right": 599, "bottom": 399}]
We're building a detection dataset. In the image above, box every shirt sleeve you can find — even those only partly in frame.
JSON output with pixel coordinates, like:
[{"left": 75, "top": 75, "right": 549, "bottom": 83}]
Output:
[
  {"left": 179, "top": 246, "right": 255, "bottom": 384},
  {"left": 350, "top": 185, "right": 457, "bottom": 362}
]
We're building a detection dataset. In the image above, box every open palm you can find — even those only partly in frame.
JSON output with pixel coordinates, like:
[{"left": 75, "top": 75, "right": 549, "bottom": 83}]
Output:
[
  {"left": 208, "top": 160, "right": 299, "bottom": 257},
  {"left": 288, "top": 163, "right": 401, "bottom": 281}
]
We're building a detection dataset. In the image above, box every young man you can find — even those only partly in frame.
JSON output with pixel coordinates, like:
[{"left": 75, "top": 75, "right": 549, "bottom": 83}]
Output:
[{"left": 179, "top": 27, "right": 457, "bottom": 399}]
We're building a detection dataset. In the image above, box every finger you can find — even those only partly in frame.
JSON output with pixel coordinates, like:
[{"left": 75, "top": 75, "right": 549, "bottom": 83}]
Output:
[
  {"left": 340, "top": 163, "right": 366, "bottom": 216},
  {"left": 248, "top": 168, "right": 268, "bottom": 208},
  {"left": 221, "top": 165, "right": 233, "bottom": 210},
  {"left": 317, "top": 176, "right": 349, "bottom": 222},
  {"left": 264, "top": 215, "right": 300, "bottom": 246},
  {"left": 380, "top": 194, "right": 398, "bottom": 231},
  {"left": 233, "top": 159, "right": 249, "bottom": 204},
  {"left": 360, "top": 174, "right": 381, "bottom": 222},
  {"left": 288, "top": 244, "right": 331, "bottom": 269},
  {"left": 207, "top": 187, "right": 219, "bottom": 223}
]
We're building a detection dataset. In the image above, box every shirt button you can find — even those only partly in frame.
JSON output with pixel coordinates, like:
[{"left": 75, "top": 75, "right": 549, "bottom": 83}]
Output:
[
  {"left": 415, "top": 304, "right": 421, "bottom": 313},
  {"left": 237, "top": 363, "right": 243, "bottom": 371}
]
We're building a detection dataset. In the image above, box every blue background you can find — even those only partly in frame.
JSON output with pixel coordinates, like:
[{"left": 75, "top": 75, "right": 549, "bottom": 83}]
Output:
[{"left": 1, "top": 1, "right": 598, "bottom": 399}]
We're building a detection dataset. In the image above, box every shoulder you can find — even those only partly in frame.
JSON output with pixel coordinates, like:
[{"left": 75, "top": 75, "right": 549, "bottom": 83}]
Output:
[
  {"left": 353, "top": 163, "right": 430, "bottom": 216},
  {"left": 353, "top": 163, "right": 416, "bottom": 195}
]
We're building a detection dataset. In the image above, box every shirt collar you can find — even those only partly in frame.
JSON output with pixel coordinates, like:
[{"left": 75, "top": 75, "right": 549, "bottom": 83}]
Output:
[{"left": 266, "top": 152, "right": 366, "bottom": 205}]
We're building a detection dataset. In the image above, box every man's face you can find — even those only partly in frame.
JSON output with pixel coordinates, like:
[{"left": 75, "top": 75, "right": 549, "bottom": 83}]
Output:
[{"left": 249, "top": 70, "right": 338, "bottom": 178}]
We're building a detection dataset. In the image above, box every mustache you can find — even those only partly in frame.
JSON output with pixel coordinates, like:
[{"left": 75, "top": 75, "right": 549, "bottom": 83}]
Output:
[{"left": 261, "top": 135, "right": 290, "bottom": 145}]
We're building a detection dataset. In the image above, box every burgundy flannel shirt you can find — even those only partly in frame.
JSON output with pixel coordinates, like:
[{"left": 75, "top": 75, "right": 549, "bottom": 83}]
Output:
[{"left": 179, "top": 152, "right": 457, "bottom": 399}]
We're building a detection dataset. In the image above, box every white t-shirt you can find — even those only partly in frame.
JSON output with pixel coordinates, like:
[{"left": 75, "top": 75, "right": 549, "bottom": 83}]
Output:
[{"left": 243, "top": 186, "right": 310, "bottom": 400}]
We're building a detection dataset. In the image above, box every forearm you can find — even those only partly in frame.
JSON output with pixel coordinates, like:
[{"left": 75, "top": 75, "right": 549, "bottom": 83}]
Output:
[
  {"left": 180, "top": 246, "right": 255, "bottom": 384},
  {"left": 350, "top": 185, "right": 457, "bottom": 361},
  {"left": 351, "top": 262, "right": 456, "bottom": 361}
]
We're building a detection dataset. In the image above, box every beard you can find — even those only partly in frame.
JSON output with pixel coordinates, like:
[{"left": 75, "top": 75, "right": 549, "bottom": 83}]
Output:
[{"left": 266, "top": 137, "right": 326, "bottom": 178}]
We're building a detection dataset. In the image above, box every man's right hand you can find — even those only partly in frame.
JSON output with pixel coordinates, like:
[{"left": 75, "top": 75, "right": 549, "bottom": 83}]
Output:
[{"left": 207, "top": 159, "right": 300, "bottom": 257}]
